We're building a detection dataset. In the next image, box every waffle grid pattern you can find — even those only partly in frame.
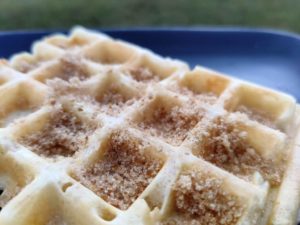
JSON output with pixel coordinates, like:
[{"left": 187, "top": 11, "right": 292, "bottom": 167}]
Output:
[{"left": 0, "top": 27, "right": 299, "bottom": 225}]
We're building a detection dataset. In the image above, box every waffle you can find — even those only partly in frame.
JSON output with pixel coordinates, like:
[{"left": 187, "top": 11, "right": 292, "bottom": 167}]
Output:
[{"left": 0, "top": 27, "right": 299, "bottom": 225}]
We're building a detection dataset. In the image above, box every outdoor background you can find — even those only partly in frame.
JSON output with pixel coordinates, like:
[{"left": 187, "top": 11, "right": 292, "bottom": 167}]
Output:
[{"left": 0, "top": 0, "right": 300, "bottom": 33}]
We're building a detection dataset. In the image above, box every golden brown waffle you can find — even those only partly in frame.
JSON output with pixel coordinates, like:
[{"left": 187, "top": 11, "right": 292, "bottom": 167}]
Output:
[{"left": 0, "top": 27, "right": 299, "bottom": 225}]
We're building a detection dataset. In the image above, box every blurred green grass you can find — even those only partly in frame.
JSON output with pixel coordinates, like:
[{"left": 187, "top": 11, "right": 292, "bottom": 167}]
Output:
[{"left": 1, "top": 0, "right": 300, "bottom": 32}]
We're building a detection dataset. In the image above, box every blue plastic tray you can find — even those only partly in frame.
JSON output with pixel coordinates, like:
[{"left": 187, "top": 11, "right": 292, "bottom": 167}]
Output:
[{"left": 1, "top": 28, "right": 300, "bottom": 100}]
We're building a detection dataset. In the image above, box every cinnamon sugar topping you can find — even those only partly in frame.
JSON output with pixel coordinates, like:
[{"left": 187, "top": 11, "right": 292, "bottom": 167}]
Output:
[
  {"left": 136, "top": 99, "right": 205, "bottom": 146},
  {"left": 74, "top": 131, "right": 163, "bottom": 210},
  {"left": 46, "top": 77, "right": 85, "bottom": 97},
  {"left": 128, "top": 67, "right": 160, "bottom": 83},
  {"left": 15, "top": 60, "right": 40, "bottom": 73},
  {"left": 55, "top": 54, "right": 90, "bottom": 81},
  {"left": 96, "top": 84, "right": 136, "bottom": 116},
  {"left": 47, "top": 78, "right": 137, "bottom": 117},
  {"left": 195, "top": 117, "right": 283, "bottom": 185},
  {"left": 19, "top": 108, "right": 96, "bottom": 158},
  {"left": 160, "top": 169, "right": 244, "bottom": 225}
]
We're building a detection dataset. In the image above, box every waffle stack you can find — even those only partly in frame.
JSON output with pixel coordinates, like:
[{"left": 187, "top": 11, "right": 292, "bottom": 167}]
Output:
[{"left": 0, "top": 27, "right": 299, "bottom": 225}]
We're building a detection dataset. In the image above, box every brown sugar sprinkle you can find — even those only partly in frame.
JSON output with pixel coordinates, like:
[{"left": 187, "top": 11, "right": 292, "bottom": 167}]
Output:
[
  {"left": 137, "top": 100, "right": 205, "bottom": 146},
  {"left": 18, "top": 107, "right": 96, "bottom": 158},
  {"left": 55, "top": 54, "right": 90, "bottom": 81},
  {"left": 128, "top": 67, "right": 160, "bottom": 83},
  {"left": 160, "top": 170, "right": 244, "bottom": 225},
  {"left": 96, "top": 84, "right": 136, "bottom": 116},
  {"left": 235, "top": 105, "right": 277, "bottom": 129},
  {"left": 74, "top": 131, "right": 163, "bottom": 210},
  {"left": 195, "top": 117, "right": 283, "bottom": 186}
]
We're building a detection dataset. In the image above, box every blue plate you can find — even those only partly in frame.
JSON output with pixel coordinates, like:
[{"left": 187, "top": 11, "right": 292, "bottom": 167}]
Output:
[{"left": 1, "top": 27, "right": 300, "bottom": 101}]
